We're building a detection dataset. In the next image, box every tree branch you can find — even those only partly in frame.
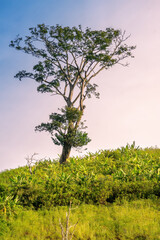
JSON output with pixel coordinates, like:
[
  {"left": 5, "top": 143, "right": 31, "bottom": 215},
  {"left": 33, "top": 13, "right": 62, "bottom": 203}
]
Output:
[
  {"left": 43, "top": 79, "right": 67, "bottom": 102},
  {"left": 86, "top": 61, "right": 99, "bottom": 78},
  {"left": 56, "top": 58, "right": 73, "bottom": 85},
  {"left": 64, "top": 81, "right": 68, "bottom": 96},
  {"left": 87, "top": 66, "right": 106, "bottom": 82}
]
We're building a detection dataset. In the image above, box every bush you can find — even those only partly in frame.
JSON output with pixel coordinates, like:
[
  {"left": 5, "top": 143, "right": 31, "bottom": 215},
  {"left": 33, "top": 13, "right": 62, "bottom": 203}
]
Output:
[{"left": 1, "top": 144, "right": 160, "bottom": 208}]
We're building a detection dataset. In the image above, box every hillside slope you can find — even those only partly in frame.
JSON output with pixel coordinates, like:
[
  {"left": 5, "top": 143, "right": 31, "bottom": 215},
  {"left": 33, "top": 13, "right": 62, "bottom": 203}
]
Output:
[
  {"left": 0, "top": 144, "right": 160, "bottom": 239},
  {"left": 0, "top": 143, "right": 160, "bottom": 208}
]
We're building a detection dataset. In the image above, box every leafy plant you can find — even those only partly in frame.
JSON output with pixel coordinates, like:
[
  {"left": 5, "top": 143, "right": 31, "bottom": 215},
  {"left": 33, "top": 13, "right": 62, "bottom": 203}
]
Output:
[
  {"left": 1, "top": 144, "right": 160, "bottom": 208},
  {"left": 0, "top": 195, "right": 20, "bottom": 219}
]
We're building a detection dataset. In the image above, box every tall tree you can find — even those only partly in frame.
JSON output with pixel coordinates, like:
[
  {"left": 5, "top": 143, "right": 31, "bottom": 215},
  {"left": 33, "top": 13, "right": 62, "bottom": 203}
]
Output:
[{"left": 10, "top": 24, "right": 135, "bottom": 163}]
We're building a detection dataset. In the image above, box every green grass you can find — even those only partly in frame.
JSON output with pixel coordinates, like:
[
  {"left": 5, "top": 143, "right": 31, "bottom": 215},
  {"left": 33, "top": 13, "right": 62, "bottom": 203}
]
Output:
[
  {"left": 0, "top": 200, "right": 160, "bottom": 239},
  {"left": 0, "top": 143, "right": 160, "bottom": 239}
]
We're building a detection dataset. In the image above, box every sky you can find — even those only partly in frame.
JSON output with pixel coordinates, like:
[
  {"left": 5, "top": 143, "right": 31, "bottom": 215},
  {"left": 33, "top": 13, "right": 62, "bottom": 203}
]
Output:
[{"left": 0, "top": 0, "right": 160, "bottom": 171}]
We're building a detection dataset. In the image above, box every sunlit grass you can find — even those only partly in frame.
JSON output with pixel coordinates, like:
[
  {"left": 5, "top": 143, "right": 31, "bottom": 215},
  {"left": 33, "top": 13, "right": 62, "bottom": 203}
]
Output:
[{"left": 1, "top": 199, "right": 160, "bottom": 240}]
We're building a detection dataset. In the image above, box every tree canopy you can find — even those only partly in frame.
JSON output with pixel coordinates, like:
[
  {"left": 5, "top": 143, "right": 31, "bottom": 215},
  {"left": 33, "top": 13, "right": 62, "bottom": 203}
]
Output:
[{"left": 10, "top": 24, "right": 135, "bottom": 163}]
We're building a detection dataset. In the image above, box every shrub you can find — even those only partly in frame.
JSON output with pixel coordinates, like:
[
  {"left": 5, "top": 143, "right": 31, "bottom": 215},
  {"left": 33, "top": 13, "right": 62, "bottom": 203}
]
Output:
[{"left": 1, "top": 144, "right": 160, "bottom": 208}]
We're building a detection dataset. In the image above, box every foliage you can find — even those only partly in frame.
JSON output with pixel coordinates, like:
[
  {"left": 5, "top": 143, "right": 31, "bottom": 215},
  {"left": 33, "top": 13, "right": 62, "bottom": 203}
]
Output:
[
  {"left": 0, "top": 144, "right": 160, "bottom": 209},
  {"left": 0, "top": 195, "right": 20, "bottom": 219},
  {"left": 35, "top": 107, "right": 91, "bottom": 148},
  {"left": 10, "top": 24, "right": 135, "bottom": 162}
]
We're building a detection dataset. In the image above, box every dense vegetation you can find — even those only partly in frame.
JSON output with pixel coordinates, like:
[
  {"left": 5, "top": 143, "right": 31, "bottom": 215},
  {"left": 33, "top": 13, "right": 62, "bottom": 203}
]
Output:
[{"left": 0, "top": 143, "right": 160, "bottom": 239}]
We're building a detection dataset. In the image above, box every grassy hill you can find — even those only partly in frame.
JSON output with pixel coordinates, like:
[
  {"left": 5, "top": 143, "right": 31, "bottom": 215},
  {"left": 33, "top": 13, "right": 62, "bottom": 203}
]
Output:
[{"left": 0, "top": 143, "right": 160, "bottom": 239}]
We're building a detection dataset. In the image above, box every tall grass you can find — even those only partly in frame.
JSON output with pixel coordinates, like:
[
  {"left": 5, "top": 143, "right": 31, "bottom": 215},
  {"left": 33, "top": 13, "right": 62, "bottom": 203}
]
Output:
[{"left": 0, "top": 200, "right": 160, "bottom": 239}]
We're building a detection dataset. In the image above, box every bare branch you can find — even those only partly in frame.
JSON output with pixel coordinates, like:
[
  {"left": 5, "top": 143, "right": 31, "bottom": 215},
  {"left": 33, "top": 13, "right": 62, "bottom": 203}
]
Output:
[
  {"left": 64, "top": 81, "right": 68, "bottom": 96},
  {"left": 65, "top": 50, "right": 72, "bottom": 80},
  {"left": 25, "top": 153, "right": 39, "bottom": 175},
  {"left": 59, "top": 201, "right": 79, "bottom": 240},
  {"left": 87, "top": 65, "right": 106, "bottom": 82},
  {"left": 72, "top": 91, "right": 81, "bottom": 105},
  {"left": 70, "top": 221, "right": 79, "bottom": 240},
  {"left": 86, "top": 61, "right": 99, "bottom": 78},
  {"left": 59, "top": 219, "right": 65, "bottom": 239}
]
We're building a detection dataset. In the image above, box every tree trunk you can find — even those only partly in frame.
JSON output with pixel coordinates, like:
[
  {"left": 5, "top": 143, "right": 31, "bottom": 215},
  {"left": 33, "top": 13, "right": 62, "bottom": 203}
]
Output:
[{"left": 59, "top": 143, "right": 72, "bottom": 164}]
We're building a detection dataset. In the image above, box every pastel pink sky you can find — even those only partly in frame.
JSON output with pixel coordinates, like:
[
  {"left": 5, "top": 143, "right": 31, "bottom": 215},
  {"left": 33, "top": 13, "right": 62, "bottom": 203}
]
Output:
[{"left": 0, "top": 0, "right": 160, "bottom": 171}]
